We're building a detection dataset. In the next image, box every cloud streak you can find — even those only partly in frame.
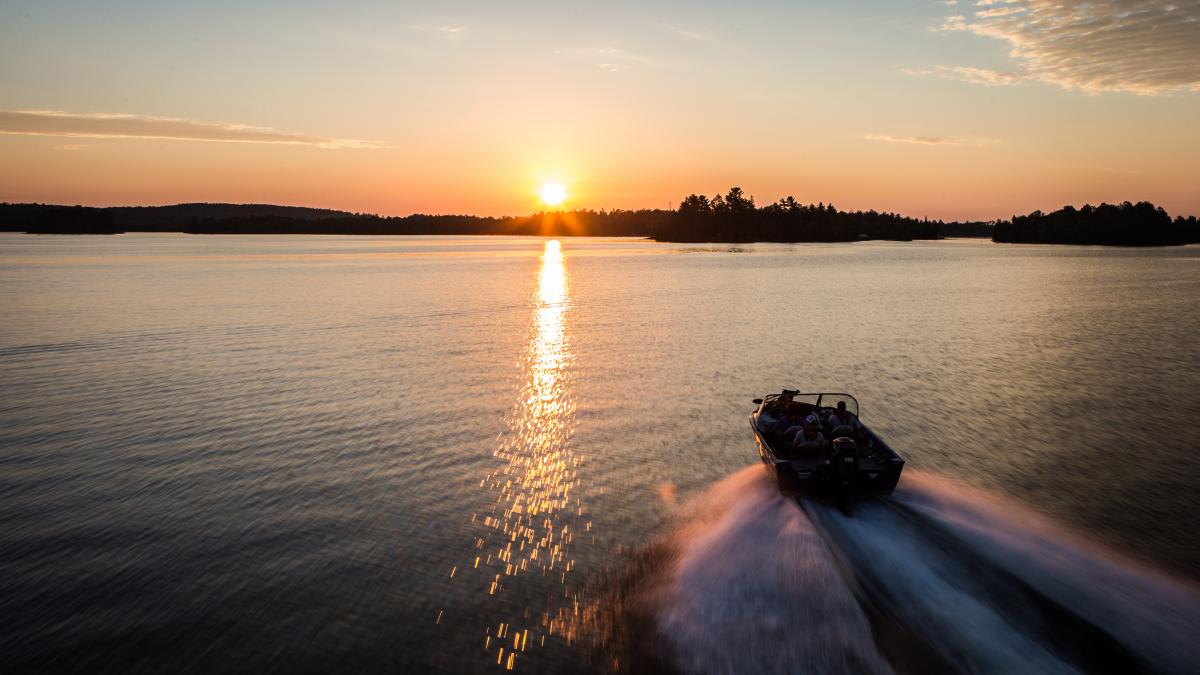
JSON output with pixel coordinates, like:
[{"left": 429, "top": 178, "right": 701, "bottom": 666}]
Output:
[
  {"left": 663, "top": 23, "right": 714, "bottom": 42},
  {"left": 557, "top": 46, "right": 660, "bottom": 72},
  {"left": 932, "top": 0, "right": 1200, "bottom": 94},
  {"left": 904, "top": 65, "right": 1021, "bottom": 86},
  {"left": 864, "top": 133, "right": 998, "bottom": 146},
  {"left": 0, "top": 110, "right": 382, "bottom": 149}
]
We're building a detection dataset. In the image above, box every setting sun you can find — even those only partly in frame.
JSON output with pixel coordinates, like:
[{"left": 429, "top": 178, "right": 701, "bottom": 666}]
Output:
[{"left": 539, "top": 182, "right": 566, "bottom": 207}]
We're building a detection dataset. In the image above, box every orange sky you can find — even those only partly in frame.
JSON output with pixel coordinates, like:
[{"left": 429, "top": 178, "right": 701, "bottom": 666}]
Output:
[{"left": 2, "top": 1, "right": 1198, "bottom": 220}]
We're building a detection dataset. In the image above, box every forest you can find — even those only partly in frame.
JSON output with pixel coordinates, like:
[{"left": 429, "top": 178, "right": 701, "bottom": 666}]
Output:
[
  {"left": 992, "top": 201, "right": 1199, "bottom": 246},
  {"left": 3, "top": 192, "right": 1197, "bottom": 245},
  {"left": 655, "top": 188, "right": 939, "bottom": 242}
]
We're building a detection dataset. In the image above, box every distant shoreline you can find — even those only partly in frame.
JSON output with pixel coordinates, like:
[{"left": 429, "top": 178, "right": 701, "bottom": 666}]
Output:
[{"left": 3, "top": 196, "right": 1196, "bottom": 246}]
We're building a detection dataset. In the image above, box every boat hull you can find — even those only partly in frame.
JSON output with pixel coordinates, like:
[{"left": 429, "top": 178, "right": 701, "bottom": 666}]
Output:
[{"left": 750, "top": 416, "right": 903, "bottom": 500}]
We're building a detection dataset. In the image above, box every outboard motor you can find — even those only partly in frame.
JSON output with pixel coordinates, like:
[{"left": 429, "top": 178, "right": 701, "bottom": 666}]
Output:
[{"left": 830, "top": 437, "right": 859, "bottom": 480}]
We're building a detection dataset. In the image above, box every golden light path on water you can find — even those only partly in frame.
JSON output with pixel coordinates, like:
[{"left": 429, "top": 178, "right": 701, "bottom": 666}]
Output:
[{"left": 456, "top": 240, "right": 588, "bottom": 671}]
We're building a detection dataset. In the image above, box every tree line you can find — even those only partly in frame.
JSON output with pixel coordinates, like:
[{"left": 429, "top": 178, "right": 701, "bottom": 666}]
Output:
[
  {"left": 0, "top": 203, "right": 672, "bottom": 237},
  {"left": 992, "top": 201, "right": 1199, "bottom": 246},
  {"left": 3, "top": 193, "right": 1197, "bottom": 245},
  {"left": 658, "top": 187, "right": 939, "bottom": 242}
]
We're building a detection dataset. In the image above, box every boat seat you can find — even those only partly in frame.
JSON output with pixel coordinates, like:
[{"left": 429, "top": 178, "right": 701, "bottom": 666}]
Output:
[
  {"left": 829, "top": 425, "right": 856, "bottom": 439},
  {"left": 793, "top": 440, "right": 825, "bottom": 456}
]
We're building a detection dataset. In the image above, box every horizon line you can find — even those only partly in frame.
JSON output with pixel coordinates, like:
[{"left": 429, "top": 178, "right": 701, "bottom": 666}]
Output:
[{"left": 3, "top": 198, "right": 1198, "bottom": 224}]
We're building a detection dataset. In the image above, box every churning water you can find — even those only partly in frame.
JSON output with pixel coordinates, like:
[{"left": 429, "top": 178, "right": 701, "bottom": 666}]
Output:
[
  {"left": 1, "top": 234, "right": 1197, "bottom": 673},
  {"left": 642, "top": 467, "right": 1199, "bottom": 675}
]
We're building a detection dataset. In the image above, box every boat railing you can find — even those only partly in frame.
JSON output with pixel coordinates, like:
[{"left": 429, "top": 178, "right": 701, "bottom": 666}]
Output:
[{"left": 762, "top": 392, "right": 860, "bottom": 418}]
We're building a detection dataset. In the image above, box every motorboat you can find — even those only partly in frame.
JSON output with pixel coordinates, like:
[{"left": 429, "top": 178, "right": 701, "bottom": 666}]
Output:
[{"left": 750, "top": 391, "right": 904, "bottom": 501}]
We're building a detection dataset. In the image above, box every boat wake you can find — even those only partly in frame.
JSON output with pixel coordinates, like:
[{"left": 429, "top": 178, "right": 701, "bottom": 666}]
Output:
[{"left": 634, "top": 466, "right": 1200, "bottom": 675}]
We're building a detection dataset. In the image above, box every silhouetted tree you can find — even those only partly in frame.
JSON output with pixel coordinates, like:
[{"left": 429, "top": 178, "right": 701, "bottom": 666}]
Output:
[{"left": 993, "top": 201, "right": 1192, "bottom": 245}]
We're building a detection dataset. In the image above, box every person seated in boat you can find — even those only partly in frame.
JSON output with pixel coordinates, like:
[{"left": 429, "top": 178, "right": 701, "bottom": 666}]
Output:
[
  {"left": 769, "top": 402, "right": 804, "bottom": 436},
  {"left": 791, "top": 423, "right": 827, "bottom": 451},
  {"left": 826, "top": 401, "right": 862, "bottom": 437},
  {"left": 804, "top": 407, "right": 827, "bottom": 429},
  {"left": 782, "top": 415, "right": 809, "bottom": 441}
]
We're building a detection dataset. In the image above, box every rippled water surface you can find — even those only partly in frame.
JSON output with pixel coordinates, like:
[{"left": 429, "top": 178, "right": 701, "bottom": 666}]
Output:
[{"left": 1, "top": 234, "right": 1198, "bottom": 673}]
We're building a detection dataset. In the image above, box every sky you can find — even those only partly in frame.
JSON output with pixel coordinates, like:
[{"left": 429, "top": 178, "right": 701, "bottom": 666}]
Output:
[{"left": 1, "top": 0, "right": 1198, "bottom": 221}]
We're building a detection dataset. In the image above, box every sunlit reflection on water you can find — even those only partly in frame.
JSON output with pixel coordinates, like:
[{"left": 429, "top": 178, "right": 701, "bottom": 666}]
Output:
[{"left": 451, "top": 240, "right": 588, "bottom": 670}]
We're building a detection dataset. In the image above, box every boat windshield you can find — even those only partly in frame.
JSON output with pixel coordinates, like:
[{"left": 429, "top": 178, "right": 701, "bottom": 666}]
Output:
[
  {"left": 778, "top": 392, "right": 819, "bottom": 408},
  {"left": 765, "top": 392, "right": 860, "bottom": 418},
  {"left": 816, "top": 393, "right": 859, "bottom": 417}
]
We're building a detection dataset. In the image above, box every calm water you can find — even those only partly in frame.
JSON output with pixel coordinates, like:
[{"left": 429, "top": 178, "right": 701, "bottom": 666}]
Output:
[{"left": 1, "top": 234, "right": 1198, "bottom": 673}]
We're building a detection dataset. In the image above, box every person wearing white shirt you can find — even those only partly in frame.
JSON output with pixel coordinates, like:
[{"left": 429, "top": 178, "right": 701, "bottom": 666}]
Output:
[{"left": 792, "top": 424, "right": 827, "bottom": 451}]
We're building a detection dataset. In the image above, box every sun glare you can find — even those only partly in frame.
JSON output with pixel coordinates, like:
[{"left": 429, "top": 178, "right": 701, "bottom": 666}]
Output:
[{"left": 539, "top": 182, "right": 567, "bottom": 207}]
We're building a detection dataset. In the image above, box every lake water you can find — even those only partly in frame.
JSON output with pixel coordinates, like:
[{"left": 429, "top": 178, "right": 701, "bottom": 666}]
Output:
[{"left": 2, "top": 234, "right": 1198, "bottom": 673}]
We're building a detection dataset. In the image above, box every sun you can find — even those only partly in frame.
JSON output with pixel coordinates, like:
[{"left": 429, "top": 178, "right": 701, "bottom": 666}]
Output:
[{"left": 539, "top": 181, "right": 567, "bottom": 207}]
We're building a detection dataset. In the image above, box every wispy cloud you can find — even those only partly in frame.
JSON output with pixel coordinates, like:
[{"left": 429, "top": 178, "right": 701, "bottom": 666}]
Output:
[
  {"left": 660, "top": 21, "right": 749, "bottom": 58},
  {"left": 864, "top": 133, "right": 999, "bottom": 146},
  {"left": 929, "top": 0, "right": 1200, "bottom": 94},
  {"left": 409, "top": 23, "right": 467, "bottom": 40},
  {"left": 663, "top": 23, "right": 714, "bottom": 42},
  {"left": 0, "top": 110, "right": 383, "bottom": 149},
  {"left": 332, "top": 21, "right": 471, "bottom": 54},
  {"left": 904, "top": 65, "right": 1021, "bottom": 86},
  {"left": 975, "top": 5, "right": 1026, "bottom": 17},
  {"left": 935, "top": 14, "right": 969, "bottom": 31},
  {"left": 557, "top": 46, "right": 658, "bottom": 72}
]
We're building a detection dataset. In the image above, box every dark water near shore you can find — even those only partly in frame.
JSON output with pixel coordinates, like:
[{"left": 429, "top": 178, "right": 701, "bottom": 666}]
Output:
[{"left": 1, "top": 234, "right": 1198, "bottom": 673}]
